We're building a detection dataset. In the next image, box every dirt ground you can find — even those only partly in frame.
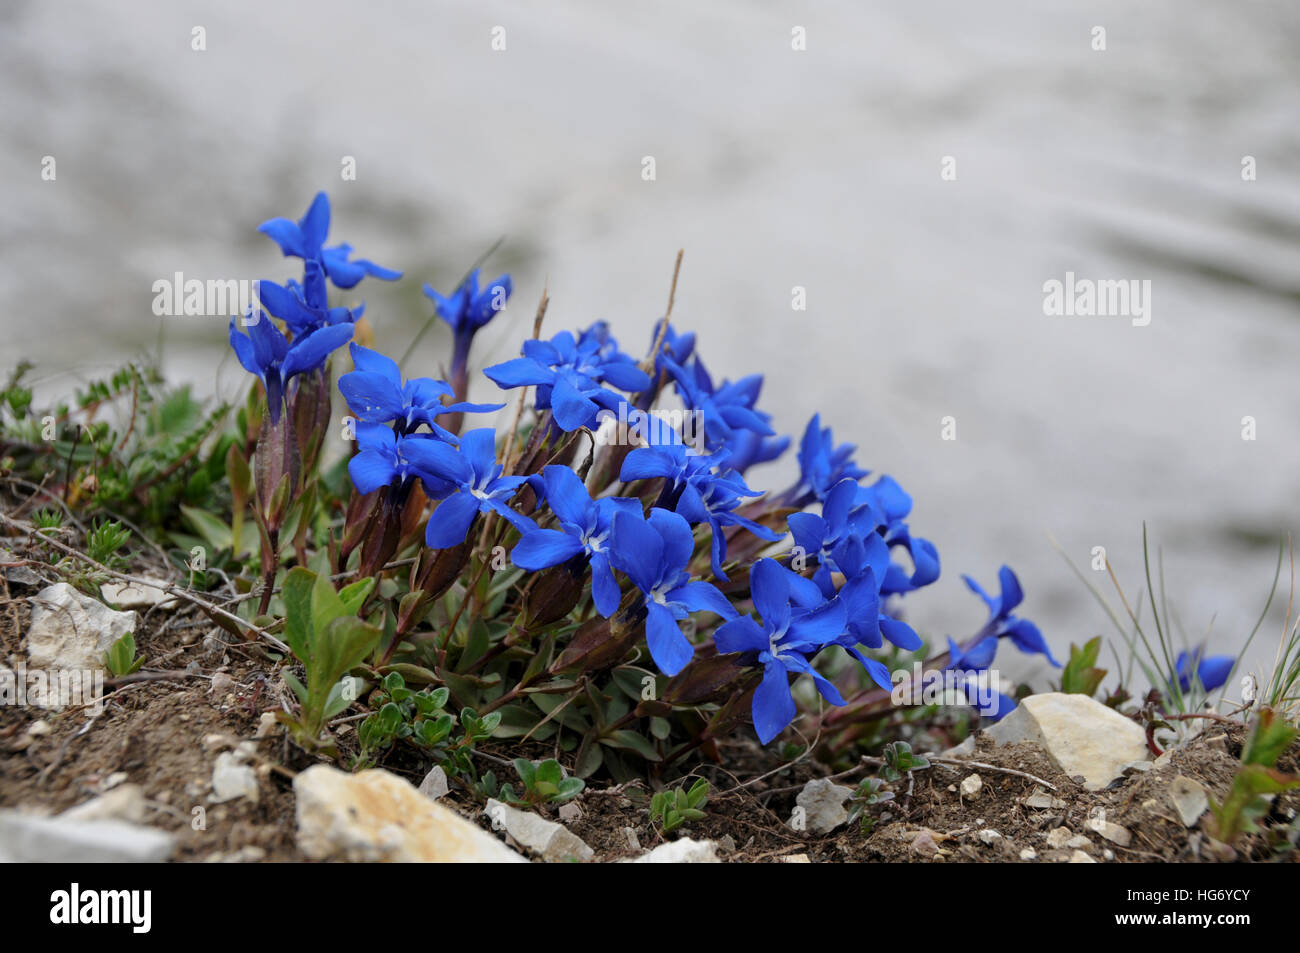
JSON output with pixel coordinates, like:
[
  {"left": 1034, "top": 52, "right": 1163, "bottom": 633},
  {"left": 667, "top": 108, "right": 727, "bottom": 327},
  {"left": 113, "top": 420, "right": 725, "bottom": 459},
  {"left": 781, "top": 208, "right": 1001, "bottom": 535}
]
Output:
[{"left": 3, "top": 565, "right": 1298, "bottom": 863}]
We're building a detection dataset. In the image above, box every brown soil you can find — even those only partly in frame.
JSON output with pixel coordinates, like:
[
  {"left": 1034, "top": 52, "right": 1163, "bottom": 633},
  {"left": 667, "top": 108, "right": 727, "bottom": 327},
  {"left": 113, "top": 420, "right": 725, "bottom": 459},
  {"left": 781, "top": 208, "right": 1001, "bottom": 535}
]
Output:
[{"left": 3, "top": 564, "right": 1298, "bottom": 863}]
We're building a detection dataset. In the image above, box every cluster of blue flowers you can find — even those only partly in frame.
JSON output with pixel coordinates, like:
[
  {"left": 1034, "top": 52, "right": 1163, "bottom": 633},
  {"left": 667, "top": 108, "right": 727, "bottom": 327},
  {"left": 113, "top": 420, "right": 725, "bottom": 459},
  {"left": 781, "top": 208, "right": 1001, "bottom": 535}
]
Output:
[
  {"left": 229, "top": 193, "right": 401, "bottom": 423},
  {"left": 230, "top": 192, "right": 1065, "bottom": 747}
]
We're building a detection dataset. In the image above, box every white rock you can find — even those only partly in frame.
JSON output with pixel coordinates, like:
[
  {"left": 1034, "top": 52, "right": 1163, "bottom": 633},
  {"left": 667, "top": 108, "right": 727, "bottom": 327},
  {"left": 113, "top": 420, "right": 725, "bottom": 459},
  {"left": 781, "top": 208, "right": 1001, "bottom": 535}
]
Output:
[
  {"left": 100, "top": 578, "right": 178, "bottom": 610},
  {"left": 26, "top": 583, "right": 137, "bottom": 673},
  {"left": 795, "top": 777, "right": 855, "bottom": 834},
  {"left": 557, "top": 801, "right": 583, "bottom": 824},
  {"left": 0, "top": 812, "right": 173, "bottom": 862},
  {"left": 209, "top": 672, "right": 235, "bottom": 698},
  {"left": 624, "top": 827, "right": 642, "bottom": 850},
  {"left": 781, "top": 853, "right": 812, "bottom": 863},
  {"left": 211, "top": 752, "right": 259, "bottom": 805},
  {"left": 960, "top": 774, "right": 983, "bottom": 799},
  {"left": 60, "top": 784, "right": 147, "bottom": 823},
  {"left": 26, "top": 719, "right": 52, "bottom": 738},
  {"left": 417, "top": 765, "right": 449, "bottom": 801},
  {"left": 294, "top": 765, "right": 523, "bottom": 863},
  {"left": 984, "top": 692, "right": 1148, "bottom": 791},
  {"left": 1066, "top": 835, "right": 1092, "bottom": 849},
  {"left": 628, "top": 837, "right": 720, "bottom": 863},
  {"left": 1085, "top": 815, "right": 1132, "bottom": 847},
  {"left": 1069, "top": 849, "right": 1097, "bottom": 863},
  {"left": 485, "top": 799, "right": 594, "bottom": 863},
  {"left": 254, "top": 712, "right": 279, "bottom": 738},
  {"left": 1170, "top": 775, "right": 1209, "bottom": 827},
  {"left": 941, "top": 735, "right": 976, "bottom": 758},
  {"left": 1022, "top": 788, "right": 1066, "bottom": 810},
  {"left": 1019, "top": 848, "right": 1037, "bottom": 860},
  {"left": 1045, "top": 827, "right": 1074, "bottom": 848},
  {"left": 977, "top": 829, "right": 1002, "bottom": 844}
]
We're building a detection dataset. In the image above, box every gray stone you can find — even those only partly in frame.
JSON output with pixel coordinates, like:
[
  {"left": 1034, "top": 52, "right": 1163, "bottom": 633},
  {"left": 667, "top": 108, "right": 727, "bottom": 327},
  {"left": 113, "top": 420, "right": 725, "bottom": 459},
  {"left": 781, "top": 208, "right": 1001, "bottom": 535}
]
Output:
[
  {"left": 295, "top": 765, "right": 524, "bottom": 862},
  {"left": 985, "top": 692, "right": 1149, "bottom": 791},
  {"left": 960, "top": 773, "right": 983, "bottom": 798},
  {"left": 1069, "top": 849, "right": 1097, "bottom": 863},
  {"left": 1170, "top": 775, "right": 1209, "bottom": 827},
  {"left": 795, "top": 777, "right": 855, "bottom": 834},
  {"left": 26, "top": 583, "right": 137, "bottom": 673},
  {"left": 484, "top": 799, "right": 594, "bottom": 863},
  {"left": 0, "top": 811, "right": 174, "bottom": 862},
  {"left": 977, "top": 829, "right": 1002, "bottom": 844}
]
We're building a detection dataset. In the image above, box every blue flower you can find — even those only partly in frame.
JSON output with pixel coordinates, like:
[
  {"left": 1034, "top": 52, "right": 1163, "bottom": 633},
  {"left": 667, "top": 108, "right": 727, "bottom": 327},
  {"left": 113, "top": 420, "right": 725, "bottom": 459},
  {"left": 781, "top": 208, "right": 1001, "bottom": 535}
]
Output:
[
  {"left": 405, "top": 428, "right": 534, "bottom": 548},
  {"left": 485, "top": 325, "right": 651, "bottom": 432},
  {"left": 257, "top": 269, "right": 360, "bottom": 334},
  {"left": 787, "top": 414, "right": 869, "bottom": 506},
  {"left": 228, "top": 309, "right": 354, "bottom": 422},
  {"left": 1173, "top": 648, "right": 1235, "bottom": 694},
  {"left": 509, "top": 465, "right": 641, "bottom": 617},
  {"left": 607, "top": 507, "right": 737, "bottom": 676},
  {"left": 258, "top": 192, "right": 401, "bottom": 290},
  {"left": 424, "top": 269, "right": 513, "bottom": 338},
  {"left": 786, "top": 477, "right": 923, "bottom": 654},
  {"left": 620, "top": 443, "right": 781, "bottom": 581},
  {"left": 725, "top": 427, "right": 791, "bottom": 475},
  {"left": 713, "top": 558, "right": 848, "bottom": 744},
  {"left": 940, "top": 566, "right": 1056, "bottom": 721},
  {"left": 661, "top": 355, "right": 774, "bottom": 453},
  {"left": 345, "top": 423, "right": 454, "bottom": 497},
  {"left": 338, "top": 343, "right": 504, "bottom": 440}
]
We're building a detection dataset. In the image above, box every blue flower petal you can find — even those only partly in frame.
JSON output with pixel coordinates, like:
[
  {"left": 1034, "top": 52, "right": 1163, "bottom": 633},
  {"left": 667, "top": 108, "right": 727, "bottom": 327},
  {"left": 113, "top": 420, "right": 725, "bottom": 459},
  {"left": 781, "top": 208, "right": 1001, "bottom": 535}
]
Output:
[
  {"left": 511, "top": 529, "right": 586, "bottom": 570},
  {"left": 424, "top": 491, "right": 481, "bottom": 549},
  {"left": 645, "top": 601, "right": 693, "bottom": 676}
]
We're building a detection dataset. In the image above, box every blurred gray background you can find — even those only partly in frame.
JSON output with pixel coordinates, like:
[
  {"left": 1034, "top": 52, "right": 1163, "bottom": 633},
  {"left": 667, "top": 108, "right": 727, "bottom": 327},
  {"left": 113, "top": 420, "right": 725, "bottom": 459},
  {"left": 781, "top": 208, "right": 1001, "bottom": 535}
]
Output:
[{"left": 3, "top": 0, "right": 1299, "bottom": 691}]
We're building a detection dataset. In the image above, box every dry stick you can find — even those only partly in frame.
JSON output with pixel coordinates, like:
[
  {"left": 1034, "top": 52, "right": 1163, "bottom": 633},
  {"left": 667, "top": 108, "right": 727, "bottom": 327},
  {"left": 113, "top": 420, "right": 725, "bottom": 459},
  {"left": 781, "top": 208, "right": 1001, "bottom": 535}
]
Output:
[
  {"left": 921, "top": 755, "right": 1058, "bottom": 791},
  {"left": 469, "top": 284, "right": 551, "bottom": 564},
  {"left": 0, "top": 512, "right": 290, "bottom": 654},
  {"left": 640, "top": 250, "right": 683, "bottom": 376},
  {"left": 503, "top": 283, "right": 550, "bottom": 476}
]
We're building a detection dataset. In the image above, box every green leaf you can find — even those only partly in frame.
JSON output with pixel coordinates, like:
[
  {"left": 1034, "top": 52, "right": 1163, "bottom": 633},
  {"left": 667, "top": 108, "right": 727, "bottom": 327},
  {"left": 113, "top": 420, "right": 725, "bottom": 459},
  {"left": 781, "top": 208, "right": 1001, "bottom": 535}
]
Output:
[
  {"left": 179, "top": 504, "right": 233, "bottom": 552},
  {"left": 323, "top": 676, "right": 367, "bottom": 720},
  {"left": 338, "top": 577, "right": 376, "bottom": 616},
  {"left": 602, "top": 730, "right": 662, "bottom": 762},
  {"left": 281, "top": 567, "right": 316, "bottom": 665}
]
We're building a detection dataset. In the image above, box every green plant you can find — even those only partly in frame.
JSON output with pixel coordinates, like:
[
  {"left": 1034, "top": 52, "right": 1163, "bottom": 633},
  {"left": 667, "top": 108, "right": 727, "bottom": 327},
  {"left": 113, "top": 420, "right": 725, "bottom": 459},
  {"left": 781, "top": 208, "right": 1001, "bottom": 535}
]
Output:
[
  {"left": 486, "top": 757, "right": 584, "bottom": 806},
  {"left": 1059, "top": 635, "right": 1108, "bottom": 697},
  {"left": 1209, "top": 708, "right": 1300, "bottom": 845},
  {"left": 879, "top": 740, "right": 930, "bottom": 782},
  {"left": 103, "top": 631, "right": 145, "bottom": 676},
  {"left": 357, "top": 672, "right": 453, "bottom": 756},
  {"left": 847, "top": 776, "right": 896, "bottom": 833},
  {"left": 86, "top": 519, "right": 132, "bottom": 569},
  {"left": 278, "top": 567, "right": 382, "bottom": 750},
  {"left": 649, "top": 778, "right": 710, "bottom": 833}
]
